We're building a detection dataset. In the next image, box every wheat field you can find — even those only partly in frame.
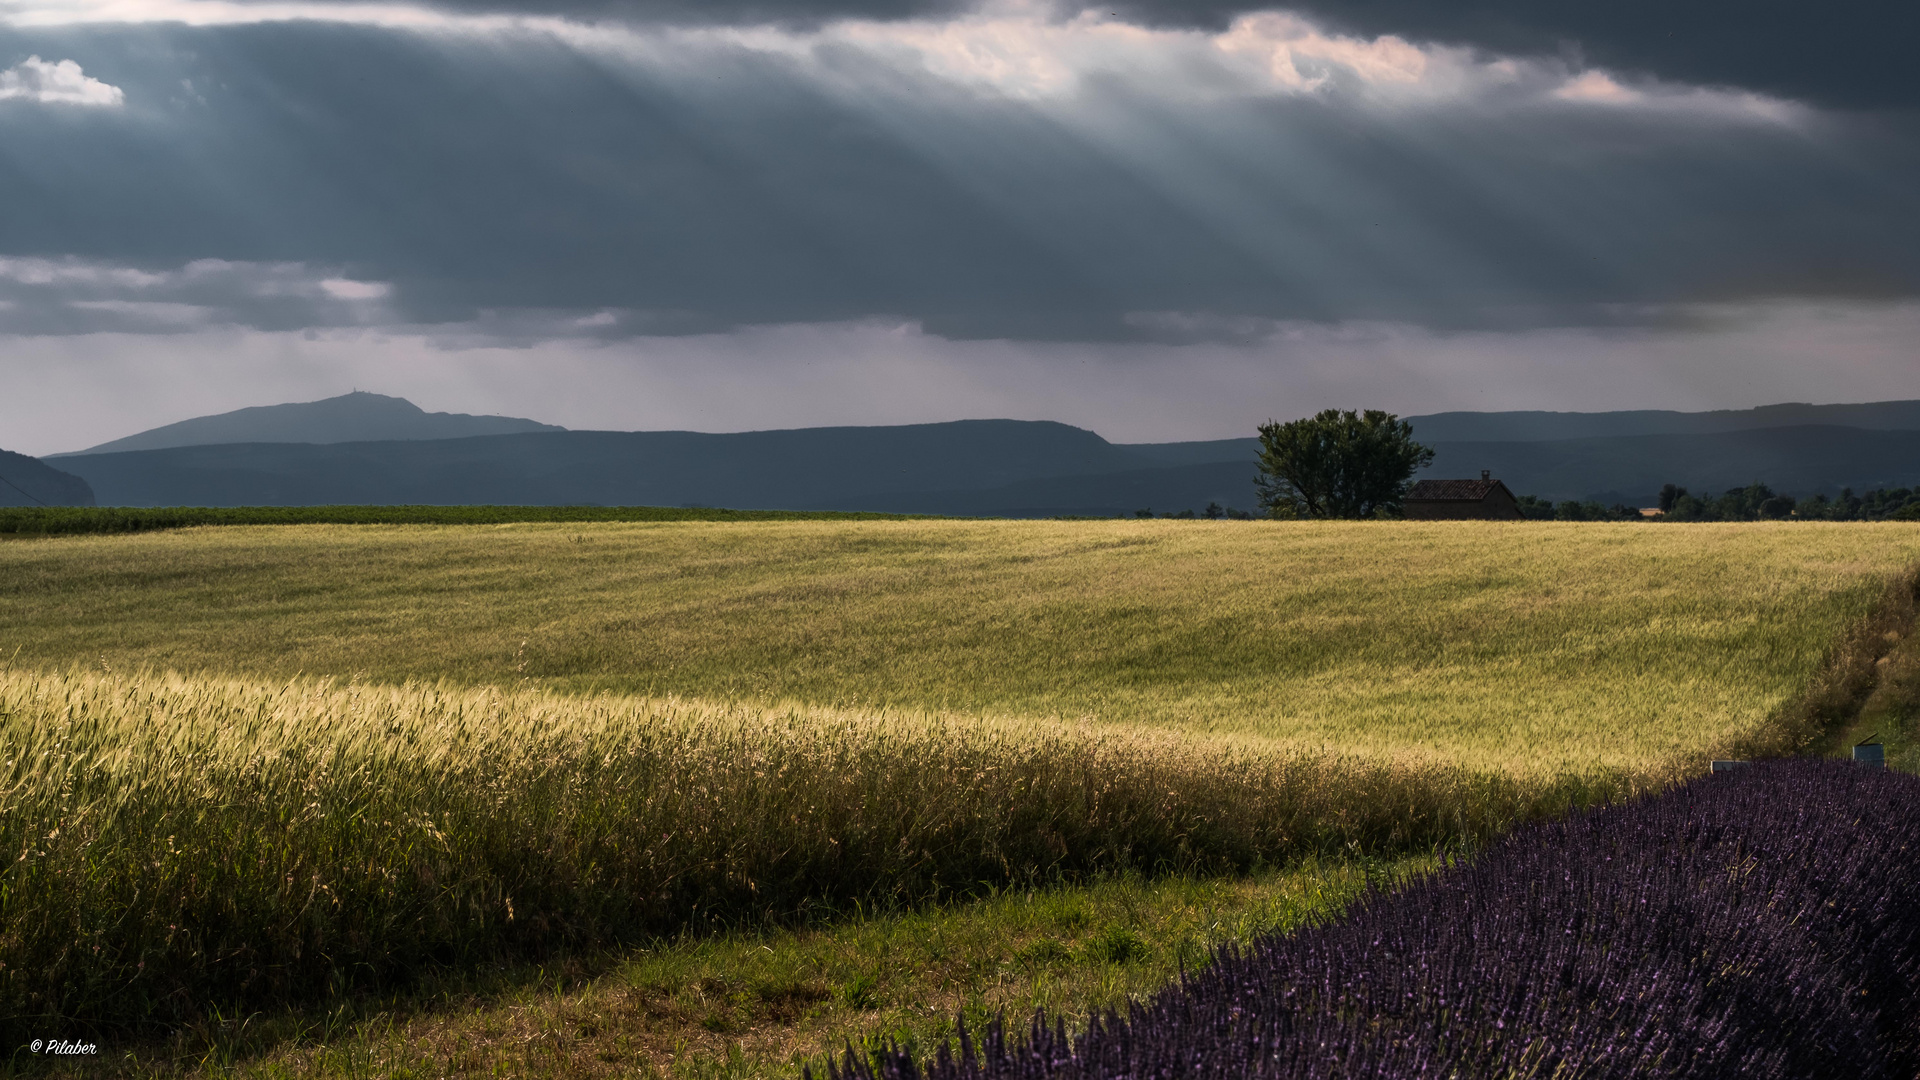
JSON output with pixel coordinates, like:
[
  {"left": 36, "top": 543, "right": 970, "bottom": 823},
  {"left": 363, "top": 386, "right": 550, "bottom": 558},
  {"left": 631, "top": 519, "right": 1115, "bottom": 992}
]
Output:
[
  {"left": 0, "top": 668, "right": 1570, "bottom": 1045},
  {"left": 2, "top": 519, "right": 1917, "bottom": 1048},
  {"left": 3, "top": 520, "right": 1916, "bottom": 773}
]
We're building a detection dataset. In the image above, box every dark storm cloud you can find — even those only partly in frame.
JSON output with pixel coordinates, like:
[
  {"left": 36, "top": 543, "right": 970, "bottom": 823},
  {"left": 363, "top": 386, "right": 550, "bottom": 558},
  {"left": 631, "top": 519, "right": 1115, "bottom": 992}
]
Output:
[
  {"left": 1, "top": 19, "right": 1917, "bottom": 342},
  {"left": 0, "top": 23, "right": 1144, "bottom": 338}
]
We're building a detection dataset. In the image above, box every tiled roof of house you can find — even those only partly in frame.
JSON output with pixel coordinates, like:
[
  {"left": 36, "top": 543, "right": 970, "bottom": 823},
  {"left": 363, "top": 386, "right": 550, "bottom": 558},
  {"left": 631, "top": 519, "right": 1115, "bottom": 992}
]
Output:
[{"left": 1406, "top": 478, "right": 1507, "bottom": 501}]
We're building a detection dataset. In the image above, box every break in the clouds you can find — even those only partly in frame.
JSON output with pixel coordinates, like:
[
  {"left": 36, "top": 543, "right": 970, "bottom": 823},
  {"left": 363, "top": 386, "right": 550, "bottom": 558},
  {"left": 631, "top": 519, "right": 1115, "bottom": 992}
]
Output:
[
  {"left": 9, "top": 0, "right": 1904, "bottom": 108},
  {"left": 0, "top": 0, "right": 1915, "bottom": 444},
  {"left": 0, "top": 53, "right": 119, "bottom": 103},
  {"left": 0, "top": 256, "right": 391, "bottom": 333}
]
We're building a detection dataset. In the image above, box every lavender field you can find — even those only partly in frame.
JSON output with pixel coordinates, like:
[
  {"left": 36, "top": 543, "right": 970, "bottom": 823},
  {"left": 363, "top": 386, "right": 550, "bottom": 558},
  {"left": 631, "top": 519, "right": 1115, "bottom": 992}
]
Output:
[{"left": 847, "top": 759, "right": 1920, "bottom": 1080}]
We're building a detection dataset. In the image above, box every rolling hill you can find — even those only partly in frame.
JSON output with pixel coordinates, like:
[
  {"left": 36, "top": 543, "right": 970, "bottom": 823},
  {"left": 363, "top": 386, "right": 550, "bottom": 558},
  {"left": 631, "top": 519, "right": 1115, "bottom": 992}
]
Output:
[
  {"left": 1405, "top": 400, "right": 1920, "bottom": 442},
  {"left": 57, "top": 391, "right": 563, "bottom": 455},
  {"left": 57, "top": 421, "right": 1163, "bottom": 511},
  {"left": 0, "top": 449, "right": 95, "bottom": 507}
]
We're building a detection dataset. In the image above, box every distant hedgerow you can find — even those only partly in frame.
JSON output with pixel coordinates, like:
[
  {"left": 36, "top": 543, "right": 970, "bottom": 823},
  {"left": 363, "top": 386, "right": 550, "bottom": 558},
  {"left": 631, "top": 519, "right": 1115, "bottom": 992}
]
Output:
[
  {"left": 0, "top": 504, "right": 931, "bottom": 536},
  {"left": 845, "top": 759, "right": 1920, "bottom": 1080}
]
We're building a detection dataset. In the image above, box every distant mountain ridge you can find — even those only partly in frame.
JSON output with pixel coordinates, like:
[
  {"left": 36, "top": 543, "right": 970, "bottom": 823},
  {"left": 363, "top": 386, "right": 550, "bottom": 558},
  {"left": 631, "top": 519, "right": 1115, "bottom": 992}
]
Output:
[
  {"left": 59, "top": 421, "right": 1164, "bottom": 511},
  {"left": 56, "top": 422, "right": 1920, "bottom": 514},
  {"left": 1402, "top": 400, "right": 1920, "bottom": 442},
  {"left": 1121, "top": 401, "right": 1920, "bottom": 467},
  {"left": 46, "top": 396, "right": 1920, "bottom": 513},
  {"left": 58, "top": 392, "right": 564, "bottom": 456},
  {"left": 0, "top": 449, "right": 95, "bottom": 507},
  {"left": 64, "top": 393, "right": 1920, "bottom": 464}
]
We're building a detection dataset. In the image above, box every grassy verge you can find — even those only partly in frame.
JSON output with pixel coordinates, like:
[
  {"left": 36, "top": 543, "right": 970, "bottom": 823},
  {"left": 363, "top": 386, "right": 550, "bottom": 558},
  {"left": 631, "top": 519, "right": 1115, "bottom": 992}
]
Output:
[
  {"left": 1842, "top": 609, "right": 1920, "bottom": 774},
  {"left": 0, "top": 506, "right": 930, "bottom": 537},
  {"left": 11, "top": 861, "right": 1424, "bottom": 1079}
]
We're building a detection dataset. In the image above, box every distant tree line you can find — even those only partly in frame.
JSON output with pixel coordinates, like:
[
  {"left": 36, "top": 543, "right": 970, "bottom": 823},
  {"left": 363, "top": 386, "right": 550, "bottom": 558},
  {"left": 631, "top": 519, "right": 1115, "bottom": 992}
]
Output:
[
  {"left": 1656, "top": 483, "right": 1920, "bottom": 522},
  {"left": 1513, "top": 496, "right": 1642, "bottom": 522},
  {"left": 1127, "top": 483, "right": 1920, "bottom": 524},
  {"left": 0, "top": 504, "right": 933, "bottom": 536},
  {"left": 1509, "top": 484, "right": 1920, "bottom": 523},
  {"left": 1130, "top": 503, "right": 1259, "bottom": 520}
]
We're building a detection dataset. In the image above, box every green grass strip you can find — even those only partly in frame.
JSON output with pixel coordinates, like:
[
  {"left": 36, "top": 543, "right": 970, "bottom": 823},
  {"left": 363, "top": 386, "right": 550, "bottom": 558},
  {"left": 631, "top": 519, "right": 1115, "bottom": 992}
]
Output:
[{"left": 0, "top": 505, "right": 935, "bottom": 535}]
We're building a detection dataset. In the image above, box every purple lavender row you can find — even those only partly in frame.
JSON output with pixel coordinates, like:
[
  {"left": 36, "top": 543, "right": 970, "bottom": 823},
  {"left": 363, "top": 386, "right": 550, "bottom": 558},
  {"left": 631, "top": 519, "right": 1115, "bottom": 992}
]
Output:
[{"left": 840, "top": 759, "right": 1920, "bottom": 1079}]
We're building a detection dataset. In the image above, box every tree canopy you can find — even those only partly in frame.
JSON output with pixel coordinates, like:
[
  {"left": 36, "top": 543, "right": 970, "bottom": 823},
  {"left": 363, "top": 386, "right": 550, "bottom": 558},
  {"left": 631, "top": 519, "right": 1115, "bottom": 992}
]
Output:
[{"left": 1255, "top": 409, "right": 1434, "bottom": 519}]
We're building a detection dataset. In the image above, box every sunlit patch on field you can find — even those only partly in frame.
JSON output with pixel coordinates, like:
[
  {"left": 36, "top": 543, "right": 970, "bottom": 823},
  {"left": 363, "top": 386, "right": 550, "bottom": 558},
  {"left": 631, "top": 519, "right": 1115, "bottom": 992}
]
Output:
[{"left": 0, "top": 667, "right": 1603, "bottom": 1046}]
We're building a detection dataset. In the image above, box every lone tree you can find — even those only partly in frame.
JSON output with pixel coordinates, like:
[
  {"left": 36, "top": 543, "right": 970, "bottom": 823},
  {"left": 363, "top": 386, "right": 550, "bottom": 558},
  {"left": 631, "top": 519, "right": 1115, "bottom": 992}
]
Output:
[{"left": 1255, "top": 409, "right": 1434, "bottom": 519}]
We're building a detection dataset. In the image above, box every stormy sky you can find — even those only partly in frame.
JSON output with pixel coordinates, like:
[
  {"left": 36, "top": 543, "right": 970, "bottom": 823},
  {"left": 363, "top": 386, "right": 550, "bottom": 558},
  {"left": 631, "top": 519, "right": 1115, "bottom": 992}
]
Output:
[{"left": 2, "top": 0, "right": 1916, "bottom": 453}]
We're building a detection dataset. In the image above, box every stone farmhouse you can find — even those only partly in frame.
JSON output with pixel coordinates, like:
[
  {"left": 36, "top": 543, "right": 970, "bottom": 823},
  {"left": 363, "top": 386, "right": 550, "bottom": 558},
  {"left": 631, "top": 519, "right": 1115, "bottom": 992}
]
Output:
[{"left": 1403, "top": 471, "right": 1523, "bottom": 520}]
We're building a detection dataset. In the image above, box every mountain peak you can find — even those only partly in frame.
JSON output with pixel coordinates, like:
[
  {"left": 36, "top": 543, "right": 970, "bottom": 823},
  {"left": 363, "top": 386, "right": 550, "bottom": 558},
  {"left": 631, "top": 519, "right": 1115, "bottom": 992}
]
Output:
[{"left": 66, "top": 393, "right": 566, "bottom": 455}]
